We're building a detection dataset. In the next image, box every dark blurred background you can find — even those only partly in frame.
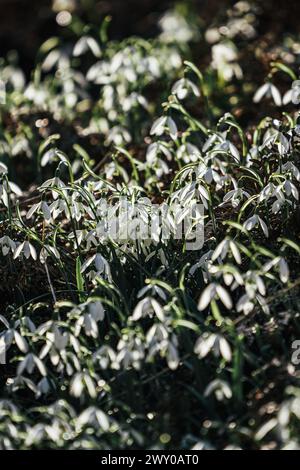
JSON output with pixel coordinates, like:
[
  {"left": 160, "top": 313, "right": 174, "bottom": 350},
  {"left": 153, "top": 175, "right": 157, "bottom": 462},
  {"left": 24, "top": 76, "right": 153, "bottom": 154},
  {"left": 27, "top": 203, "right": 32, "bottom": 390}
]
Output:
[
  {"left": 1, "top": 0, "right": 300, "bottom": 69},
  {"left": 0, "top": 0, "right": 198, "bottom": 71}
]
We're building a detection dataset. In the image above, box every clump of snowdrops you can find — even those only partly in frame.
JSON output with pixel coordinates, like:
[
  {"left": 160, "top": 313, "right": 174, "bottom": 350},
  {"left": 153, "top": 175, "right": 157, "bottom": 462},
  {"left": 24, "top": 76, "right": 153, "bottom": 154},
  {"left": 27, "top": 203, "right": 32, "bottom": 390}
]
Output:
[{"left": 1, "top": 0, "right": 300, "bottom": 450}]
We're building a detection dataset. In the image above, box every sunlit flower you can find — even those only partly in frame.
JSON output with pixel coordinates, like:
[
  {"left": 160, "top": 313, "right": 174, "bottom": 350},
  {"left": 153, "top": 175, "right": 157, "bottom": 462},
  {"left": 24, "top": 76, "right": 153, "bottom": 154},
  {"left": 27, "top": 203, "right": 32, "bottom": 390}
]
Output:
[
  {"left": 172, "top": 78, "right": 200, "bottom": 100},
  {"left": 253, "top": 82, "right": 282, "bottom": 106},
  {"left": 212, "top": 43, "right": 243, "bottom": 80},
  {"left": 13, "top": 241, "right": 37, "bottom": 261}
]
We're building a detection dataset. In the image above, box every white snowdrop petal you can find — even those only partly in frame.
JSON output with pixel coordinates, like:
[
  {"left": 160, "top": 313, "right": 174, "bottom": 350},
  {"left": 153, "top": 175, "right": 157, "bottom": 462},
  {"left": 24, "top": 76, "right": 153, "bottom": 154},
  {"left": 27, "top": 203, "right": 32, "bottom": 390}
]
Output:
[
  {"left": 167, "top": 117, "right": 178, "bottom": 140},
  {"left": 198, "top": 284, "right": 216, "bottom": 311},
  {"left": 14, "top": 331, "right": 29, "bottom": 353},
  {"left": 279, "top": 258, "right": 289, "bottom": 283},
  {"left": 270, "top": 84, "right": 282, "bottom": 107},
  {"left": 150, "top": 116, "right": 167, "bottom": 135},
  {"left": 253, "top": 83, "right": 269, "bottom": 103},
  {"left": 13, "top": 242, "right": 25, "bottom": 260},
  {"left": 229, "top": 241, "right": 241, "bottom": 264},
  {"left": 216, "top": 285, "right": 233, "bottom": 310},
  {"left": 258, "top": 217, "right": 269, "bottom": 237},
  {"left": 219, "top": 337, "right": 232, "bottom": 362}
]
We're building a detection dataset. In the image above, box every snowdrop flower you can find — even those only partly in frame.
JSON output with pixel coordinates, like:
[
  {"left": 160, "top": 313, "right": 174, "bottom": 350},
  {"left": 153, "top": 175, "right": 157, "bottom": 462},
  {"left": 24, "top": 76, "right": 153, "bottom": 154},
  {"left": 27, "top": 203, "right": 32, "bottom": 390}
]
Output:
[
  {"left": 87, "top": 301, "right": 105, "bottom": 322},
  {"left": 271, "top": 194, "right": 285, "bottom": 215},
  {"left": 262, "top": 256, "right": 289, "bottom": 283},
  {"left": 24, "top": 83, "right": 48, "bottom": 106},
  {"left": 165, "top": 339, "right": 180, "bottom": 370},
  {"left": 196, "top": 183, "right": 210, "bottom": 209},
  {"left": 146, "top": 323, "right": 169, "bottom": 346},
  {"left": 204, "top": 132, "right": 240, "bottom": 162},
  {"left": 86, "top": 61, "right": 109, "bottom": 83},
  {"left": 44, "top": 326, "right": 70, "bottom": 354},
  {"left": 212, "top": 238, "right": 242, "bottom": 264},
  {"left": 130, "top": 297, "right": 165, "bottom": 322},
  {"left": 236, "top": 280, "right": 270, "bottom": 315},
  {"left": 196, "top": 163, "right": 220, "bottom": 185},
  {"left": 278, "top": 133, "right": 290, "bottom": 155},
  {"left": 198, "top": 282, "right": 233, "bottom": 311},
  {"left": 26, "top": 201, "right": 51, "bottom": 221},
  {"left": 70, "top": 372, "right": 97, "bottom": 398},
  {"left": 81, "top": 253, "right": 112, "bottom": 282},
  {"left": 258, "top": 182, "right": 276, "bottom": 202},
  {"left": 292, "top": 81, "right": 300, "bottom": 104},
  {"left": 0, "top": 236, "right": 16, "bottom": 256},
  {"left": 22, "top": 423, "right": 46, "bottom": 446},
  {"left": 36, "top": 377, "right": 52, "bottom": 396},
  {"left": 283, "top": 88, "right": 294, "bottom": 106},
  {"left": 223, "top": 186, "right": 250, "bottom": 208},
  {"left": 0, "top": 162, "right": 8, "bottom": 175},
  {"left": 150, "top": 116, "right": 167, "bottom": 137},
  {"left": 0, "top": 180, "right": 22, "bottom": 207},
  {"left": 279, "top": 258, "right": 289, "bottom": 283},
  {"left": 1, "top": 64, "right": 25, "bottom": 92},
  {"left": 260, "top": 126, "right": 291, "bottom": 156},
  {"left": 236, "top": 293, "right": 255, "bottom": 315},
  {"left": 205, "top": 27, "right": 221, "bottom": 44},
  {"left": 40, "top": 176, "right": 67, "bottom": 200},
  {"left": 11, "top": 137, "right": 32, "bottom": 158},
  {"left": 17, "top": 353, "right": 47, "bottom": 377},
  {"left": 75, "top": 313, "right": 99, "bottom": 339},
  {"left": 146, "top": 142, "right": 172, "bottom": 164},
  {"left": 172, "top": 78, "right": 200, "bottom": 100},
  {"left": 70, "top": 198, "right": 86, "bottom": 223},
  {"left": 146, "top": 323, "right": 179, "bottom": 370},
  {"left": 194, "top": 333, "right": 232, "bottom": 362},
  {"left": 41, "top": 149, "right": 57, "bottom": 167},
  {"left": 9, "top": 181, "right": 22, "bottom": 196},
  {"left": 150, "top": 116, "right": 178, "bottom": 140},
  {"left": 39, "top": 245, "right": 60, "bottom": 264},
  {"left": 171, "top": 181, "right": 209, "bottom": 209},
  {"left": 0, "top": 316, "right": 29, "bottom": 356},
  {"left": 274, "top": 184, "right": 296, "bottom": 213},
  {"left": 49, "top": 198, "right": 70, "bottom": 220},
  {"left": 253, "top": 82, "right": 282, "bottom": 107},
  {"left": 243, "top": 214, "right": 269, "bottom": 237},
  {"left": 204, "top": 379, "right": 232, "bottom": 400},
  {"left": 137, "top": 283, "right": 168, "bottom": 301},
  {"left": 212, "top": 43, "right": 237, "bottom": 62},
  {"left": 74, "top": 301, "right": 105, "bottom": 338},
  {"left": 189, "top": 250, "right": 214, "bottom": 278},
  {"left": 13, "top": 241, "right": 37, "bottom": 261},
  {"left": 283, "top": 80, "right": 300, "bottom": 105},
  {"left": 76, "top": 407, "right": 110, "bottom": 432},
  {"left": 39, "top": 329, "right": 69, "bottom": 366},
  {"left": 212, "top": 43, "right": 243, "bottom": 81},
  {"left": 41, "top": 47, "right": 70, "bottom": 72},
  {"left": 146, "top": 156, "right": 171, "bottom": 179},
  {"left": 93, "top": 345, "right": 118, "bottom": 370},
  {"left": 159, "top": 11, "right": 195, "bottom": 43},
  {"left": 123, "top": 92, "right": 149, "bottom": 112},
  {"left": 116, "top": 334, "right": 145, "bottom": 370},
  {"left": 105, "top": 126, "right": 131, "bottom": 146},
  {"left": 216, "top": 140, "right": 240, "bottom": 162},
  {"left": 176, "top": 143, "right": 201, "bottom": 164},
  {"left": 73, "top": 36, "right": 101, "bottom": 58},
  {"left": 214, "top": 266, "right": 244, "bottom": 288},
  {"left": 281, "top": 162, "right": 300, "bottom": 181},
  {"left": 244, "top": 271, "right": 266, "bottom": 298},
  {"left": 284, "top": 180, "right": 299, "bottom": 200},
  {"left": 266, "top": 182, "right": 298, "bottom": 215}
]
